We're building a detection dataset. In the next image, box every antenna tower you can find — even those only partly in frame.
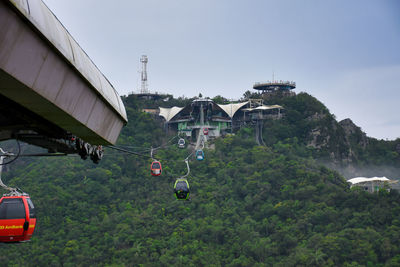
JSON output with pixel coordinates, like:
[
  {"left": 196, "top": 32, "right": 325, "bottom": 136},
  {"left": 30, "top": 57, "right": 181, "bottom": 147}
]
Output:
[{"left": 140, "top": 55, "right": 149, "bottom": 93}]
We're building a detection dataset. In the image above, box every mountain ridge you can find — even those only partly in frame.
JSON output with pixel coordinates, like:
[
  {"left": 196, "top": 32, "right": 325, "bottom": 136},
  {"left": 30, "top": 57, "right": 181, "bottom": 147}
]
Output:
[{"left": 0, "top": 91, "right": 399, "bottom": 266}]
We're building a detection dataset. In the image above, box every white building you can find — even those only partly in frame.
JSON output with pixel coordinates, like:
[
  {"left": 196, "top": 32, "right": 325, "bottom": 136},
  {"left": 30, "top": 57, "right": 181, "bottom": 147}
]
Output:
[{"left": 347, "top": 177, "right": 399, "bottom": 193}]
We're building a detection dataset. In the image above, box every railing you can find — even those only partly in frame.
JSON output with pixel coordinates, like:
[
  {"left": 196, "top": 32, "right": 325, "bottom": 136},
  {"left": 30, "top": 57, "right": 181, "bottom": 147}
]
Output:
[{"left": 254, "top": 81, "right": 296, "bottom": 87}]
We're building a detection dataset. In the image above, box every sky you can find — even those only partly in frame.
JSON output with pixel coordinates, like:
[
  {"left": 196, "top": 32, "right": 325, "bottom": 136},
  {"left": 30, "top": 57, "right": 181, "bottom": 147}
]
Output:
[{"left": 43, "top": 0, "right": 400, "bottom": 140}]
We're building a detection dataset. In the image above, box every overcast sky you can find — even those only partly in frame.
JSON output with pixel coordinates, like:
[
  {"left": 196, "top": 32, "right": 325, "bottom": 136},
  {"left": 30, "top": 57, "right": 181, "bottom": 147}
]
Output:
[{"left": 43, "top": 0, "right": 400, "bottom": 140}]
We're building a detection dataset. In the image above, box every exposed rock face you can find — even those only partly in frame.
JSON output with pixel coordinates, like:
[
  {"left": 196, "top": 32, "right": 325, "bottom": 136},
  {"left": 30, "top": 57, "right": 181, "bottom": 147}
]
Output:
[
  {"left": 338, "top": 118, "right": 369, "bottom": 148},
  {"left": 263, "top": 92, "right": 399, "bottom": 179},
  {"left": 307, "top": 118, "right": 369, "bottom": 165},
  {"left": 306, "top": 112, "right": 326, "bottom": 122},
  {"left": 307, "top": 113, "right": 332, "bottom": 149},
  {"left": 308, "top": 128, "right": 330, "bottom": 149},
  {"left": 308, "top": 117, "right": 400, "bottom": 178}
]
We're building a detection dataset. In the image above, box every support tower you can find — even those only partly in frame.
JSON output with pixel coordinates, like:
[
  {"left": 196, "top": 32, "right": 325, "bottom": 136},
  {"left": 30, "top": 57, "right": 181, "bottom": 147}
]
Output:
[{"left": 140, "top": 55, "right": 149, "bottom": 94}]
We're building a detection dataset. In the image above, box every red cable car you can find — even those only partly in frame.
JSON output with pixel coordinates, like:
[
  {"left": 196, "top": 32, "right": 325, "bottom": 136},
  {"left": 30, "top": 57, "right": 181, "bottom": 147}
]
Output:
[
  {"left": 150, "top": 161, "right": 162, "bottom": 176},
  {"left": 0, "top": 194, "right": 36, "bottom": 242},
  {"left": 203, "top": 128, "right": 209, "bottom": 135}
]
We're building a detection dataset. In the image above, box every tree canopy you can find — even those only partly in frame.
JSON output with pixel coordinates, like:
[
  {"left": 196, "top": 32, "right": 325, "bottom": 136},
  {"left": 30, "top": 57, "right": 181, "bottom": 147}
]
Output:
[{"left": 0, "top": 93, "right": 399, "bottom": 266}]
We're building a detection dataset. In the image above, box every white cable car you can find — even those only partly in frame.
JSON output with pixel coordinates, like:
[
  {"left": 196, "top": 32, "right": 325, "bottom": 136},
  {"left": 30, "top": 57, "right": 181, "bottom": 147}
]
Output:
[{"left": 178, "top": 138, "right": 185, "bottom": 149}]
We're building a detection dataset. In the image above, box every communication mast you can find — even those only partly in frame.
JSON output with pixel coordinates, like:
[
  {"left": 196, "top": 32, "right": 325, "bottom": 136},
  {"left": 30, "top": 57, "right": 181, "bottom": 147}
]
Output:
[
  {"left": 140, "top": 55, "right": 148, "bottom": 94},
  {"left": 134, "top": 55, "right": 162, "bottom": 100}
]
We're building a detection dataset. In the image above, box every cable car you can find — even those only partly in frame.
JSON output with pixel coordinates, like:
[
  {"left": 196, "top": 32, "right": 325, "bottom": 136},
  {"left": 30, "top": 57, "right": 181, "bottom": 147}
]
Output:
[
  {"left": 150, "top": 161, "right": 162, "bottom": 176},
  {"left": 0, "top": 194, "right": 36, "bottom": 242},
  {"left": 178, "top": 138, "right": 185, "bottom": 149},
  {"left": 174, "top": 178, "right": 190, "bottom": 200},
  {"left": 90, "top": 145, "right": 103, "bottom": 164},
  {"left": 203, "top": 128, "right": 209, "bottom": 135},
  {"left": 195, "top": 149, "right": 204, "bottom": 161}
]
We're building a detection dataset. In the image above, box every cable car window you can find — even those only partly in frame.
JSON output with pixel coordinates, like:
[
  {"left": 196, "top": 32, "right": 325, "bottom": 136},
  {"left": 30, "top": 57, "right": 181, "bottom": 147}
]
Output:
[
  {"left": 0, "top": 201, "right": 6, "bottom": 219},
  {"left": 152, "top": 162, "right": 160, "bottom": 169},
  {"left": 27, "top": 198, "right": 36, "bottom": 219},
  {"left": 176, "top": 181, "right": 188, "bottom": 191},
  {"left": 0, "top": 198, "right": 26, "bottom": 219}
]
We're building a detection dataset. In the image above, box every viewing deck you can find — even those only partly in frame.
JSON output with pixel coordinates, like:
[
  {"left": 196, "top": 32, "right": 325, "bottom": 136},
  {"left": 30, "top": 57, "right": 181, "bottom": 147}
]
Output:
[{"left": 253, "top": 81, "right": 296, "bottom": 92}]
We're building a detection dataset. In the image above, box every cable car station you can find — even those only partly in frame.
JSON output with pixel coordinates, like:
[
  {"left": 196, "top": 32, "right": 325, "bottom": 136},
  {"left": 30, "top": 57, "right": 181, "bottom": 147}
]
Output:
[{"left": 159, "top": 98, "right": 284, "bottom": 141}]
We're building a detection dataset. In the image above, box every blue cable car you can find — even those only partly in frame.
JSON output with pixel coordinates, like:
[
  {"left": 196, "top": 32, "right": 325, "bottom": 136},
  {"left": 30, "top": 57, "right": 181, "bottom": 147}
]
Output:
[{"left": 195, "top": 149, "right": 204, "bottom": 161}]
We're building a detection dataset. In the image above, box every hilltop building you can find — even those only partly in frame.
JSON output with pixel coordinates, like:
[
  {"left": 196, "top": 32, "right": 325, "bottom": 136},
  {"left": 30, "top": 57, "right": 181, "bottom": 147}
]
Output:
[
  {"left": 158, "top": 98, "right": 283, "bottom": 140},
  {"left": 253, "top": 80, "right": 296, "bottom": 98},
  {"left": 347, "top": 177, "right": 400, "bottom": 193}
]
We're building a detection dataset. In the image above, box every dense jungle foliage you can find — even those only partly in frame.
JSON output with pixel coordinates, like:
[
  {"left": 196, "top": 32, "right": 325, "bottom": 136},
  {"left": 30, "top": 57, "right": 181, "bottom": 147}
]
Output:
[{"left": 1, "top": 93, "right": 400, "bottom": 266}]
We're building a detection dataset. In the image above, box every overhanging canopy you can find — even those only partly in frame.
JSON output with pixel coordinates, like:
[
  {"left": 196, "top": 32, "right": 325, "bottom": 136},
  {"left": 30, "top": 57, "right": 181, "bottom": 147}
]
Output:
[
  {"left": 159, "top": 107, "right": 184, "bottom": 122},
  {"left": 216, "top": 102, "right": 249, "bottom": 118},
  {"left": 241, "top": 104, "right": 283, "bottom": 112}
]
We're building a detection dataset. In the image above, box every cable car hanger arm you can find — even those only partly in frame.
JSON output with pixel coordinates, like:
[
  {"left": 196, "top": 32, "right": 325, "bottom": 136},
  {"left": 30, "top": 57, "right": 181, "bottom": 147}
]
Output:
[
  {"left": 182, "top": 159, "right": 190, "bottom": 178},
  {"left": 0, "top": 141, "right": 20, "bottom": 166}
]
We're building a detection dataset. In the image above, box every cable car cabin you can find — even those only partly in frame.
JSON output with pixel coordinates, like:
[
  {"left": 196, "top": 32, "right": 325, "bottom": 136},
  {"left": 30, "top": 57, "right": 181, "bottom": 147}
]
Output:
[
  {"left": 174, "top": 178, "right": 190, "bottom": 200},
  {"left": 150, "top": 161, "right": 162, "bottom": 176},
  {"left": 203, "top": 128, "right": 209, "bottom": 135},
  {"left": 195, "top": 150, "right": 204, "bottom": 161},
  {"left": 0, "top": 195, "right": 36, "bottom": 242},
  {"left": 178, "top": 138, "right": 185, "bottom": 149}
]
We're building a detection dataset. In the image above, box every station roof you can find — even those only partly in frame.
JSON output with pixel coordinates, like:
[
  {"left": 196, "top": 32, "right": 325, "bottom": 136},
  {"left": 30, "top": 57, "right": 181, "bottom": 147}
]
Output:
[
  {"left": 193, "top": 98, "right": 213, "bottom": 103},
  {"left": 241, "top": 105, "right": 283, "bottom": 112},
  {"left": 347, "top": 177, "right": 391, "bottom": 185},
  {"left": 159, "top": 101, "right": 251, "bottom": 122},
  {"left": 216, "top": 102, "right": 249, "bottom": 118},
  {"left": 159, "top": 106, "right": 184, "bottom": 122}
]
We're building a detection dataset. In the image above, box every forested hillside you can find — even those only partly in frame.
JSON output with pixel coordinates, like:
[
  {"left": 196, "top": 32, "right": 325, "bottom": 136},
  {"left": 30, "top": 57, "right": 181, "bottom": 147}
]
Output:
[{"left": 1, "top": 93, "right": 400, "bottom": 266}]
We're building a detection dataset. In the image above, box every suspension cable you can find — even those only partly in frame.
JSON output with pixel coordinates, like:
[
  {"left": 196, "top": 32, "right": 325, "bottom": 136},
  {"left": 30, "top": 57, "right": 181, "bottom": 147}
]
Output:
[
  {"left": 115, "top": 134, "right": 179, "bottom": 155},
  {"left": 18, "top": 153, "right": 68, "bottom": 157},
  {"left": 151, "top": 135, "right": 179, "bottom": 151},
  {"left": 106, "top": 145, "right": 153, "bottom": 159}
]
